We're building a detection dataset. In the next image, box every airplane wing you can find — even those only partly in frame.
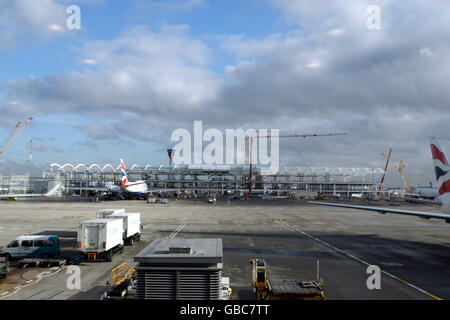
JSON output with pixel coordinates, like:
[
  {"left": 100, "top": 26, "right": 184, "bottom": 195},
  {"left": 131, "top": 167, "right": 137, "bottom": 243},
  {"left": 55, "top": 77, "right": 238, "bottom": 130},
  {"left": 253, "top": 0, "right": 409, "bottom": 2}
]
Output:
[
  {"left": 65, "top": 185, "right": 121, "bottom": 192},
  {"left": 399, "top": 197, "right": 442, "bottom": 205},
  {"left": 0, "top": 184, "right": 62, "bottom": 199},
  {"left": 0, "top": 193, "right": 45, "bottom": 199},
  {"left": 65, "top": 187, "right": 108, "bottom": 192},
  {"left": 308, "top": 201, "right": 450, "bottom": 222}
]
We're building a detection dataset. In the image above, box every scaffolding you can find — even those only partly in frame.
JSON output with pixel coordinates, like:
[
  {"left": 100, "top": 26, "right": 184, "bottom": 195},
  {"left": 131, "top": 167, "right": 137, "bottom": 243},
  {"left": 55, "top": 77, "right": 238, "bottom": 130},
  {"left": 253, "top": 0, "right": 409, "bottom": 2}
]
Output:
[
  {"left": 0, "top": 175, "right": 31, "bottom": 194},
  {"left": 40, "top": 163, "right": 383, "bottom": 198}
]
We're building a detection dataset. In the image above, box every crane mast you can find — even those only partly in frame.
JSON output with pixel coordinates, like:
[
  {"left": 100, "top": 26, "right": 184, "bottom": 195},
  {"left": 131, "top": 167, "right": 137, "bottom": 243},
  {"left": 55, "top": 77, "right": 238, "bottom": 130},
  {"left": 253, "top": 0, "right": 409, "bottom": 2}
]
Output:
[
  {"left": 381, "top": 151, "right": 411, "bottom": 194},
  {"left": 0, "top": 117, "right": 33, "bottom": 160},
  {"left": 379, "top": 148, "right": 392, "bottom": 194}
]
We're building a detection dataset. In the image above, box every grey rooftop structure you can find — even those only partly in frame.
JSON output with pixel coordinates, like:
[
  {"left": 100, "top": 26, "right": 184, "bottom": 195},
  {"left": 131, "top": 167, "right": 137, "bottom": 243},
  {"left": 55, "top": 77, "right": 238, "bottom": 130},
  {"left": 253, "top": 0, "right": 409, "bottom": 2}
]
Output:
[
  {"left": 134, "top": 238, "right": 223, "bottom": 266},
  {"left": 134, "top": 238, "right": 223, "bottom": 300}
]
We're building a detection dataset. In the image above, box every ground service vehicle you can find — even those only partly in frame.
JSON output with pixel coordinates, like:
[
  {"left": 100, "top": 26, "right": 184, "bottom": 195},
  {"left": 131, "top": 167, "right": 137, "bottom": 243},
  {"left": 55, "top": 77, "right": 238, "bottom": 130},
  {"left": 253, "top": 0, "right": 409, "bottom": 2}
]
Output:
[
  {"left": 0, "top": 235, "right": 60, "bottom": 259},
  {"left": 0, "top": 256, "right": 9, "bottom": 278},
  {"left": 96, "top": 209, "right": 125, "bottom": 218},
  {"left": 78, "top": 219, "right": 124, "bottom": 261},
  {"left": 102, "top": 262, "right": 137, "bottom": 300},
  {"left": 250, "top": 258, "right": 325, "bottom": 300},
  {"left": 107, "top": 212, "right": 141, "bottom": 245}
]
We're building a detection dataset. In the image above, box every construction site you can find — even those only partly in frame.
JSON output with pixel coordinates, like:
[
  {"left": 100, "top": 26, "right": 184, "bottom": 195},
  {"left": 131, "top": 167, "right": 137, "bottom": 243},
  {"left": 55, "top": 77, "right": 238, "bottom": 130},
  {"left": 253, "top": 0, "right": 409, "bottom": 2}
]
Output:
[
  {"left": 39, "top": 163, "right": 383, "bottom": 198},
  {"left": 0, "top": 122, "right": 384, "bottom": 199}
]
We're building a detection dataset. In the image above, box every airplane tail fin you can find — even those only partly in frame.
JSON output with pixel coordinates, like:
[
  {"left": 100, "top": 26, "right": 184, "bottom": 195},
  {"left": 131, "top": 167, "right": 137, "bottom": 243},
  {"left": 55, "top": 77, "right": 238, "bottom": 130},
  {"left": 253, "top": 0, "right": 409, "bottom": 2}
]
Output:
[
  {"left": 430, "top": 137, "right": 450, "bottom": 195},
  {"left": 120, "top": 159, "right": 128, "bottom": 187},
  {"left": 44, "top": 184, "right": 61, "bottom": 197}
]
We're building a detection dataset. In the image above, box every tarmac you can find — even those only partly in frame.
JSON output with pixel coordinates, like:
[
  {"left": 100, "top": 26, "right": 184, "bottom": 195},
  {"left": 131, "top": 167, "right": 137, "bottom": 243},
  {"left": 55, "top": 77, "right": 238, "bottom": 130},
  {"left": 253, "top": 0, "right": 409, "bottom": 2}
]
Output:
[{"left": 0, "top": 198, "right": 449, "bottom": 300}]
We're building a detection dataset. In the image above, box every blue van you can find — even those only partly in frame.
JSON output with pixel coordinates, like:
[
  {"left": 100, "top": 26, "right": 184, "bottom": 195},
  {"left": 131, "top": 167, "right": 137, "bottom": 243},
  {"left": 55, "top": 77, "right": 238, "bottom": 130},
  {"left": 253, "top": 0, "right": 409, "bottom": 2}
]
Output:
[{"left": 1, "top": 235, "right": 60, "bottom": 259}]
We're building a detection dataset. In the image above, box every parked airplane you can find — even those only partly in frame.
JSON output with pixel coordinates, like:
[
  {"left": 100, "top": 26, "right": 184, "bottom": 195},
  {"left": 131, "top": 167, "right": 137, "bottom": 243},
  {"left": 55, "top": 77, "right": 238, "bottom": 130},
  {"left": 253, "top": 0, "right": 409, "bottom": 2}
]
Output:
[
  {"left": 0, "top": 184, "right": 62, "bottom": 200},
  {"left": 120, "top": 159, "right": 148, "bottom": 199},
  {"left": 309, "top": 137, "right": 450, "bottom": 222}
]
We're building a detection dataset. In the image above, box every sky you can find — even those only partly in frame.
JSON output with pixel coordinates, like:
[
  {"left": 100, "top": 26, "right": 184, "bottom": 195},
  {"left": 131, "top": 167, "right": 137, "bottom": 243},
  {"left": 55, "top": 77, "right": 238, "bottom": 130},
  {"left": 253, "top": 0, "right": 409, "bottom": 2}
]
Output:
[{"left": 0, "top": 0, "right": 449, "bottom": 187}]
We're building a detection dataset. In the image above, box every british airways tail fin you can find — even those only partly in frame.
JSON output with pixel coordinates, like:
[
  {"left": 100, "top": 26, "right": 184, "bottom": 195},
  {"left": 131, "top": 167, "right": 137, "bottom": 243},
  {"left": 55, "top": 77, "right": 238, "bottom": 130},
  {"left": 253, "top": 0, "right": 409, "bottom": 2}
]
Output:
[
  {"left": 120, "top": 159, "right": 128, "bottom": 187},
  {"left": 430, "top": 137, "right": 450, "bottom": 195}
]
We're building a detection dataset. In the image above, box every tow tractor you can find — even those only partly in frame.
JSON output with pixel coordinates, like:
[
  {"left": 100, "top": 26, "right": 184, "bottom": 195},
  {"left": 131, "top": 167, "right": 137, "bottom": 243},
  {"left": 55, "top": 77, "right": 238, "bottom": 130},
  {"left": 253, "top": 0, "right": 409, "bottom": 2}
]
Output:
[{"left": 250, "top": 258, "right": 325, "bottom": 300}]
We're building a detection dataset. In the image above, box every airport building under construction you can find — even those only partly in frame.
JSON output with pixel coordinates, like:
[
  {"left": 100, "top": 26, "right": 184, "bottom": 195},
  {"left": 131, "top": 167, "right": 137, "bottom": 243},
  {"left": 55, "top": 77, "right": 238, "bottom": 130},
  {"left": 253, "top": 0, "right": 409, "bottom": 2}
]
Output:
[{"left": 28, "top": 163, "right": 385, "bottom": 198}]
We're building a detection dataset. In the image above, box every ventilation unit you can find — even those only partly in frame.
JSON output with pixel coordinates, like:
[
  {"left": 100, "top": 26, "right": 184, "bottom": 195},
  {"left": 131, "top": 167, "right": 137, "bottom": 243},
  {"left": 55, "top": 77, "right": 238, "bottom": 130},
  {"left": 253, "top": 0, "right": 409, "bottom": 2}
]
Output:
[{"left": 134, "top": 238, "right": 223, "bottom": 300}]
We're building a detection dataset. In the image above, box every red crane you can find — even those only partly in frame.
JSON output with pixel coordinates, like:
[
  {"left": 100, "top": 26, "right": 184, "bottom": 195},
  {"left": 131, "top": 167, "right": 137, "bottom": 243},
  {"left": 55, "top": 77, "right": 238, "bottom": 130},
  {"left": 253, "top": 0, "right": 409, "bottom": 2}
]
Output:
[{"left": 247, "top": 133, "right": 348, "bottom": 196}]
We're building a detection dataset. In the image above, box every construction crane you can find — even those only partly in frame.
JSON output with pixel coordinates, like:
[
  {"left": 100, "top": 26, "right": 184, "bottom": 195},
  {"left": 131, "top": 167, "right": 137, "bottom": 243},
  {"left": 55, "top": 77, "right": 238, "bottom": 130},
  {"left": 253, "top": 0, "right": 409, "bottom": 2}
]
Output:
[
  {"left": 379, "top": 148, "right": 392, "bottom": 194},
  {"left": 247, "top": 133, "right": 348, "bottom": 196},
  {"left": 0, "top": 117, "right": 33, "bottom": 160},
  {"left": 381, "top": 151, "right": 411, "bottom": 194}
]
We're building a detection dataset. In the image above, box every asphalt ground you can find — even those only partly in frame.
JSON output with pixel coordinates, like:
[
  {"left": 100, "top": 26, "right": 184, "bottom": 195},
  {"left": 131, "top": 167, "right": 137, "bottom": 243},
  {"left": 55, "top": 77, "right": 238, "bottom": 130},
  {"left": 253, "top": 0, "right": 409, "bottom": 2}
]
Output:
[{"left": 0, "top": 198, "right": 449, "bottom": 300}]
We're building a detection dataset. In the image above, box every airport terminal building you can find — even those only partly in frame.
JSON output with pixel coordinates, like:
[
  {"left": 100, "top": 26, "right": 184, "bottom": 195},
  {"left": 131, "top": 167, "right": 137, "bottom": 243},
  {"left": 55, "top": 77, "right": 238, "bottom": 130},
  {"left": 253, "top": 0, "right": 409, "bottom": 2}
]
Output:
[{"left": 34, "top": 163, "right": 384, "bottom": 198}]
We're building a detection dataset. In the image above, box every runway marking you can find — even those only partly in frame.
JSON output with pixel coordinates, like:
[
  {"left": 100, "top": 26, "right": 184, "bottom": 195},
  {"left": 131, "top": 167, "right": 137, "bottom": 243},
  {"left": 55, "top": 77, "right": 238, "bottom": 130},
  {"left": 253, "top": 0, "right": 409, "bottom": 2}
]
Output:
[
  {"left": 0, "top": 264, "right": 68, "bottom": 300},
  {"left": 279, "top": 219, "right": 443, "bottom": 300},
  {"left": 168, "top": 223, "right": 187, "bottom": 239}
]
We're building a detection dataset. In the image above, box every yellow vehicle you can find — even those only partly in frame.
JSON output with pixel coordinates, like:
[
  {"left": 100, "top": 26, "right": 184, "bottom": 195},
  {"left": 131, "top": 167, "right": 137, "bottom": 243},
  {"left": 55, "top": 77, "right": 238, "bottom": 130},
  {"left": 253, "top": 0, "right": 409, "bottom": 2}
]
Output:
[
  {"left": 250, "top": 258, "right": 325, "bottom": 300},
  {"left": 103, "top": 262, "right": 137, "bottom": 300}
]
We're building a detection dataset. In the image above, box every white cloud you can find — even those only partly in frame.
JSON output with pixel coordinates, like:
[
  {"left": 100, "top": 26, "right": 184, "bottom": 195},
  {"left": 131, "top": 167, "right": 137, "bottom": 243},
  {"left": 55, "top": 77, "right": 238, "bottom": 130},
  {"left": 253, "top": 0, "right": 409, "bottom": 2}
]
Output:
[
  {"left": 327, "top": 28, "right": 345, "bottom": 36},
  {"left": 47, "top": 24, "right": 65, "bottom": 32},
  {"left": 82, "top": 59, "right": 97, "bottom": 65},
  {"left": 304, "top": 61, "right": 321, "bottom": 68},
  {"left": 134, "top": 0, "right": 207, "bottom": 12},
  {"left": 2, "top": 1, "right": 450, "bottom": 184},
  {"left": 1, "top": 24, "right": 222, "bottom": 133},
  {"left": 419, "top": 47, "right": 434, "bottom": 58},
  {"left": 0, "top": 0, "right": 68, "bottom": 49}
]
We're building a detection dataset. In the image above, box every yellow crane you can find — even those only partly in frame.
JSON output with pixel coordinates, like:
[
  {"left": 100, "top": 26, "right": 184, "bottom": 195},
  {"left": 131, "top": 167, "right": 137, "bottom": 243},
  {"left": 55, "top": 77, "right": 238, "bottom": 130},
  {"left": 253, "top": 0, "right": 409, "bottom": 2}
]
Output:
[
  {"left": 0, "top": 117, "right": 33, "bottom": 160},
  {"left": 381, "top": 151, "right": 411, "bottom": 194}
]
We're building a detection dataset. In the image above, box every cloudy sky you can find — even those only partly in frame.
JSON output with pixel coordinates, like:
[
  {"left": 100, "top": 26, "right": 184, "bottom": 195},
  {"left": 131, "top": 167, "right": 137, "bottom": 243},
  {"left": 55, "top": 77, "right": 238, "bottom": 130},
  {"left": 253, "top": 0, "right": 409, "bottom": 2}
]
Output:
[{"left": 0, "top": 0, "right": 449, "bottom": 187}]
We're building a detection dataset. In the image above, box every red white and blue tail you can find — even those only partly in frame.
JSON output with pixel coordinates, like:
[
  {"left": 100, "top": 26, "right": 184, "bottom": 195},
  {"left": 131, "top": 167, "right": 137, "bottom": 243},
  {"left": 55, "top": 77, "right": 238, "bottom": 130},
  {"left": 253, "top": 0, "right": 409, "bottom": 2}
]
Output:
[
  {"left": 430, "top": 137, "right": 450, "bottom": 195},
  {"left": 120, "top": 159, "right": 128, "bottom": 187}
]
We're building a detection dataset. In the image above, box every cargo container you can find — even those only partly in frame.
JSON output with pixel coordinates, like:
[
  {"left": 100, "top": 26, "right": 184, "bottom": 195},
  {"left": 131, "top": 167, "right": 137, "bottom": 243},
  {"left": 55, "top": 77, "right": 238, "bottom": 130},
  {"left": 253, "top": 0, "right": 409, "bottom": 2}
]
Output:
[
  {"left": 77, "top": 219, "right": 124, "bottom": 261},
  {"left": 96, "top": 209, "right": 125, "bottom": 218},
  {"left": 107, "top": 212, "right": 141, "bottom": 245}
]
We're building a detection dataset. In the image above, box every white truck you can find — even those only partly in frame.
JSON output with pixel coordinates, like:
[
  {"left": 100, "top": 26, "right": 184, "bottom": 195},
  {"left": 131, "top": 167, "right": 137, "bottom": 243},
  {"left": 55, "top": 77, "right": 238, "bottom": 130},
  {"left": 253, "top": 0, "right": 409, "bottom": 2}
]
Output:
[
  {"left": 77, "top": 219, "right": 124, "bottom": 262},
  {"left": 107, "top": 212, "right": 141, "bottom": 245},
  {"left": 96, "top": 209, "right": 125, "bottom": 218}
]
